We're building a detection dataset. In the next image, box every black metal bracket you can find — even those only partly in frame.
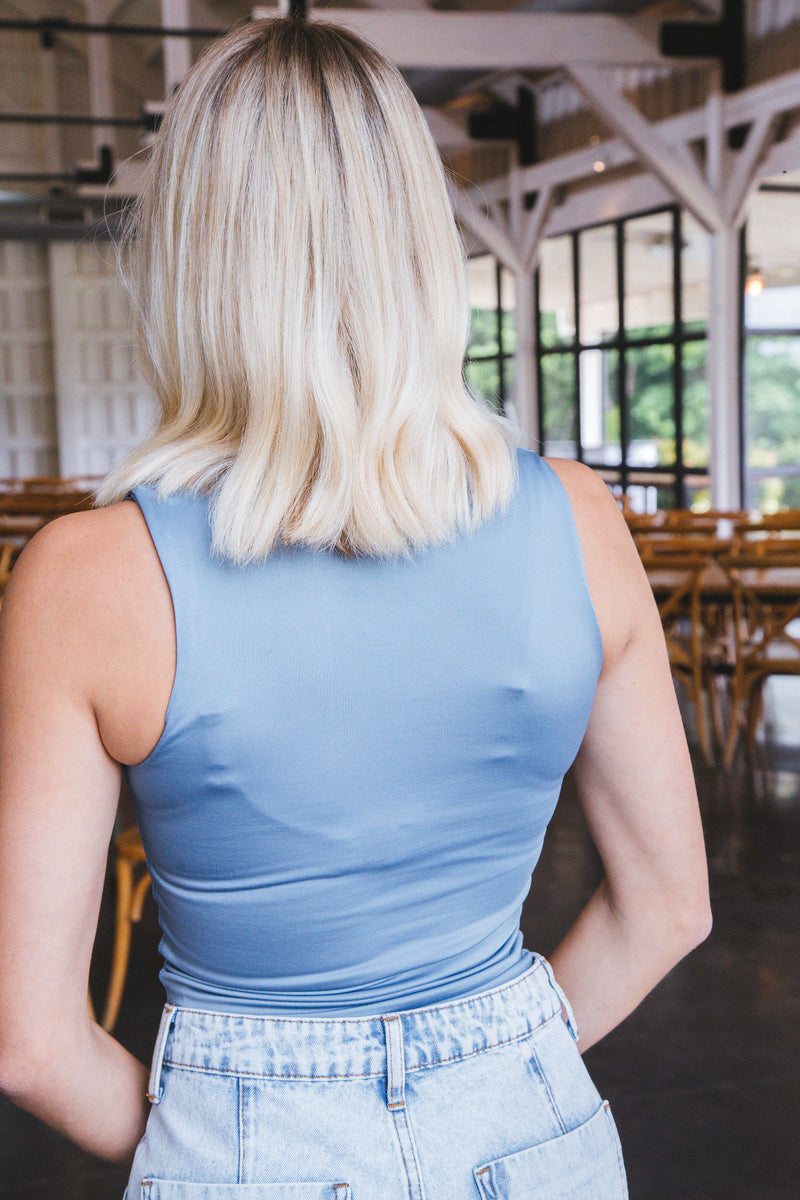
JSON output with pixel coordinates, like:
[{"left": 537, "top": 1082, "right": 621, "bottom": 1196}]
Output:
[
  {"left": 75, "top": 144, "right": 114, "bottom": 186},
  {"left": 468, "top": 87, "right": 537, "bottom": 167},
  {"left": 660, "top": 0, "right": 746, "bottom": 93}
]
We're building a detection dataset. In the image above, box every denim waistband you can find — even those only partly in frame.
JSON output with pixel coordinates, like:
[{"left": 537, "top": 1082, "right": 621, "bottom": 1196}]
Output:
[{"left": 150, "top": 954, "right": 574, "bottom": 1096}]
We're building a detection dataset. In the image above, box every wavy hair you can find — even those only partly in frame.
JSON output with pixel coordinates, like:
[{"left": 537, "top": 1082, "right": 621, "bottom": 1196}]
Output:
[{"left": 98, "top": 16, "right": 517, "bottom": 559}]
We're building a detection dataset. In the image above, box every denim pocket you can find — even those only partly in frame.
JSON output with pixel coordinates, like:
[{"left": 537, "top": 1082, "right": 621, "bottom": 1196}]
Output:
[
  {"left": 473, "top": 1102, "right": 627, "bottom": 1200},
  {"left": 141, "top": 1184, "right": 351, "bottom": 1199}
]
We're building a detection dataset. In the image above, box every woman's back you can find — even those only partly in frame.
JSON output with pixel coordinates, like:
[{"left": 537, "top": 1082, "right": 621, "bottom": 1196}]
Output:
[
  {"left": 126, "top": 450, "right": 602, "bottom": 1013},
  {"left": 0, "top": 17, "right": 709, "bottom": 1181}
]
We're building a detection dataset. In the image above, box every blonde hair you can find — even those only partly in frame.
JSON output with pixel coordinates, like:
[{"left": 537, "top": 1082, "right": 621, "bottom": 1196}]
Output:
[{"left": 98, "top": 16, "right": 516, "bottom": 560}]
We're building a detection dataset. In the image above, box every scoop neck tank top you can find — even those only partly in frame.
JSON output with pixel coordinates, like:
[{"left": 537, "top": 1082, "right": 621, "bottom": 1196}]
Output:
[{"left": 124, "top": 449, "right": 603, "bottom": 1015}]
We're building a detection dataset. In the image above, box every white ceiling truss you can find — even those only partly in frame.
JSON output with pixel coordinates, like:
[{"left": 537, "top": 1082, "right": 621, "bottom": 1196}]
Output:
[
  {"left": 455, "top": 65, "right": 800, "bottom": 272},
  {"left": 252, "top": 6, "right": 671, "bottom": 70}
]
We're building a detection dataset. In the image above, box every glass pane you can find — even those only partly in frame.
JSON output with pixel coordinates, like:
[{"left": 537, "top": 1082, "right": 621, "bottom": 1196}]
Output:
[
  {"left": 627, "top": 476, "right": 679, "bottom": 511},
  {"left": 654, "top": 483, "right": 679, "bottom": 510},
  {"left": 682, "top": 339, "right": 709, "bottom": 468},
  {"left": 538, "top": 235, "right": 575, "bottom": 348},
  {"left": 682, "top": 212, "right": 709, "bottom": 333},
  {"left": 541, "top": 352, "right": 577, "bottom": 457},
  {"left": 501, "top": 354, "right": 517, "bottom": 421},
  {"left": 623, "top": 483, "right": 659, "bottom": 515},
  {"left": 581, "top": 348, "right": 620, "bottom": 466},
  {"left": 464, "top": 358, "right": 502, "bottom": 413},
  {"left": 579, "top": 224, "right": 618, "bottom": 345},
  {"left": 624, "top": 210, "right": 675, "bottom": 336},
  {"left": 499, "top": 266, "right": 517, "bottom": 358},
  {"left": 744, "top": 333, "right": 800, "bottom": 510},
  {"left": 684, "top": 478, "right": 712, "bottom": 512},
  {"left": 745, "top": 187, "right": 800, "bottom": 332},
  {"left": 467, "top": 255, "right": 499, "bottom": 355},
  {"left": 626, "top": 343, "right": 676, "bottom": 467}
]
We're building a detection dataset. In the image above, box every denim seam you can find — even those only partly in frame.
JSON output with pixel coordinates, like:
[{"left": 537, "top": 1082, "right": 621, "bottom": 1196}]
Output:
[
  {"left": 390, "top": 1107, "right": 427, "bottom": 1200},
  {"left": 161, "top": 1018, "right": 556, "bottom": 1081},
  {"left": 527, "top": 1041, "right": 567, "bottom": 1135},
  {"left": 237, "top": 1075, "right": 245, "bottom": 1184},
  {"left": 383, "top": 1015, "right": 405, "bottom": 1110}
]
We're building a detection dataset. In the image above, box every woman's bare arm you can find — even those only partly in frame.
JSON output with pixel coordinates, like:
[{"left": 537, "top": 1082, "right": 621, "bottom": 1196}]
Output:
[
  {"left": 545, "top": 459, "right": 712, "bottom": 1052},
  {"left": 0, "top": 507, "right": 173, "bottom": 1161}
]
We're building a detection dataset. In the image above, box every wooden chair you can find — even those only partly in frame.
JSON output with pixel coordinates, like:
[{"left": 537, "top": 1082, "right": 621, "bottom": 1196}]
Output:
[
  {"left": 640, "top": 543, "right": 715, "bottom": 763},
  {"left": 97, "top": 824, "right": 152, "bottom": 1032},
  {"left": 0, "top": 541, "right": 16, "bottom": 594},
  {"left": 736, "top": 510, "right": 800, "bottom": 535},
  {"left": 663, "top": 509, "right": 747, "bottom": 534},
  {"left": 717, "top": 549, "right": 800, "bottom": 770}
]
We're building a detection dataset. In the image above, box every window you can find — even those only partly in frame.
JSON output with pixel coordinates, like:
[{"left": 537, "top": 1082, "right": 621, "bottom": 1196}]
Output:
[
  {"left": 536, "top": 207, "right": 710, "bottom": 511},
  {"left": 465, "top": 256, "right": 516, "bottom": 414},
  {"left": 743, "top": 185, "right": 800, "bottom": 512}
]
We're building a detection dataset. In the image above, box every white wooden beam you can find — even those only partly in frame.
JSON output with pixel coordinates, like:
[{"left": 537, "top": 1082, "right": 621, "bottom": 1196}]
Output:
[
  {"left": 161, "top": 0, "right": 192, "bottom": 95},
  {"left": 488, "top": 201, "right": 511, "bottom": 244},
  {"left": 449, "top": 188, "right": 522, "bottom": 274},
  {"left": 566, "top": 62, "right": 723, "bottom": 231},
  {"left": 513, "top": 270, "right": 538, "bottom": 450},
  {"left": 85, "top": 0, "right": 117, "bottom": 155},
  {"left": 421, "top": 107, "right": 473, "bottom": 150},
  {"left": 366, "top": 0, "right": 429, "bottom": 10},
  {"left": 520, "top": 183, "right": 554, "bottom": 274},
  {"left": 708, "top": 225, "right": 742, "bottom": 509},
  {"left": 723, "top": 110, "right": 778, "bottom": 227},
  {"left": 705, "top": 84, "right": 727, "bottom": 194},
  {"left": 545, "top": 175, "right": 674, "bottom": 238},
  {"left": 252, "top": 8, "right": 668, "bottom": 68},
  {"left": 468, "top": 68, "right": 800, "bottom": 211}
]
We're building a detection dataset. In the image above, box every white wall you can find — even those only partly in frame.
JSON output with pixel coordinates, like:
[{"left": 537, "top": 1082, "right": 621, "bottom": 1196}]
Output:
[{"left": 0, "top": 237, "right": 157, "bottom": 480}]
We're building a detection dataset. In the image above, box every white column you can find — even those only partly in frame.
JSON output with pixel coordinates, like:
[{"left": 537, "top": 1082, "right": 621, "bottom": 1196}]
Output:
[
  {"left": 513, "top": 271, "right": 538, "bottom": 449},
  {"left": 705, "top": 84, "right": 742, "bottom": 510},
  {"left": 707, "top": 225, "right": 742, "bottom": 509},
  {"left": 508, "top": 163, "right": 539, "bottom": 448},
  {"left": 161, "top": 0, "right": 192, "bottom": 96},
  {"left": 85, "top": 0, "right": 117, "bottom": 157}
]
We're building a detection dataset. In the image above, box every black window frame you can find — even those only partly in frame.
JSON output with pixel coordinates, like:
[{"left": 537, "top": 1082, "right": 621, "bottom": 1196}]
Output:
[{"left": 535, "top": 204, "right": 710, "bottom": 511}]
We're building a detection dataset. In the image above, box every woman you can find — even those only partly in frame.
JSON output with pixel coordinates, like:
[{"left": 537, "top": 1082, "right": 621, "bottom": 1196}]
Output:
[{"left": 0, "top": 16, "right": 710, "bottom": 1198}]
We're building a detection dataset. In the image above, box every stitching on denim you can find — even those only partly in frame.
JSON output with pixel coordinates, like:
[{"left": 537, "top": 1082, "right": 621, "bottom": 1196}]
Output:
[
  {"left": 161, "top": 1015, "right": 553, "bottom": 1081},
  {"left": 390, "top": 1107, "right": 426, "bottom": 1200},
  {"left": 162, "top": 1060, "right": 385, "bottom": 1080},
  {"left": 237, "top": 1075, "right": 245, "bottom": 1184},
  {"left": 332, "top": 1185, "right": 349, "bottom": 1198},
  {"left": 383, "top": 1015, "right": 404, "bottom": 1110},
  {"left": 527, "top": 1040, "right": 567, "bottom": 1135}
]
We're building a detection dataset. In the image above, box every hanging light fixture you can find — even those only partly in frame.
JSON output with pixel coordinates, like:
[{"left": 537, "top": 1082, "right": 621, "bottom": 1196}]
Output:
[{"left": 745, "top": 265, "right": 764, "bottom": 297}]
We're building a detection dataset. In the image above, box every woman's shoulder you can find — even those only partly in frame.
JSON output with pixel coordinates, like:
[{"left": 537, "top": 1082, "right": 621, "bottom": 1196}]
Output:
[
  {"left": 0, "top": 502, "right": 175, "bottom": 764},
  {"left": 542, "top": 457, "right": 654, "bottom": 668},
  {"left": 4, "top": 501, "right": 156, "bottom": 611}
]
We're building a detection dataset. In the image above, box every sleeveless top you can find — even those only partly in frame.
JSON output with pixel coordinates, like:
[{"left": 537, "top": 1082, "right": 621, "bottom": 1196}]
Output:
[{"left": 125, "top": 449, "right": 603, "bottom": 1015}]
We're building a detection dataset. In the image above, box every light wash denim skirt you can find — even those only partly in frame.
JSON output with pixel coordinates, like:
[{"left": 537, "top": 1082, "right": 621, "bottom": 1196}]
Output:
[{"left": 124, "top": 954, "right": 627, "bottom": 1200}]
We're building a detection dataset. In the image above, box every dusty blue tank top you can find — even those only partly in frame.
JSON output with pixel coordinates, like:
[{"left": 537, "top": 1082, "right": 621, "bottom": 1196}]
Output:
[{"left": 125, "top": 450, "right": 602, "bottom": 1014}]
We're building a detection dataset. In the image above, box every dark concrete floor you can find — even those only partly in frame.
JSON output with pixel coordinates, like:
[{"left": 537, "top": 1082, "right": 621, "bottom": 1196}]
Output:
[{"left": 1, "top": 744, "right": 799, "bottom": 1199}]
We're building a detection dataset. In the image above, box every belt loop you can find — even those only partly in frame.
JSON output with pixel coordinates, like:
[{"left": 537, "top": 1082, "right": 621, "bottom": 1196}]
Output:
[
  {"left": 381, "top": 1015, "right": 406, "bottom": 1110},
  {"left": 146, "top": 1004, "right": 176, "bottom": 1104},
  {"left": 537, "top": 955, "right": 580, "bottom": 1043}
]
